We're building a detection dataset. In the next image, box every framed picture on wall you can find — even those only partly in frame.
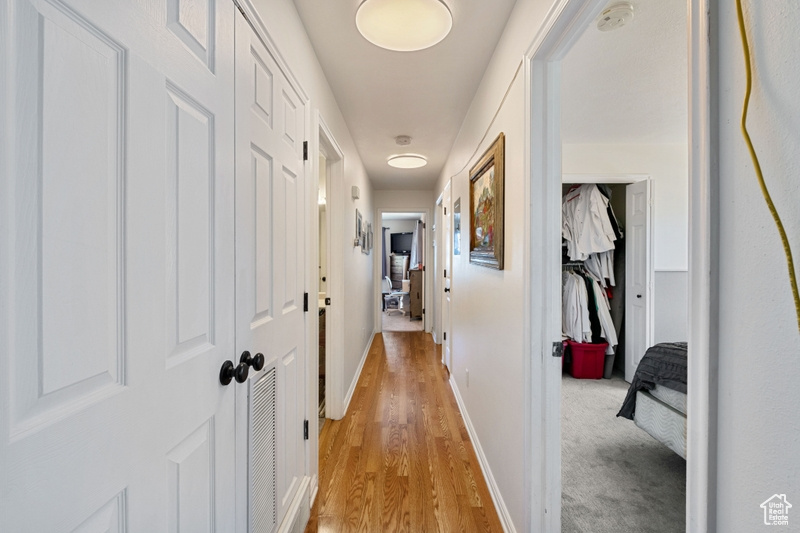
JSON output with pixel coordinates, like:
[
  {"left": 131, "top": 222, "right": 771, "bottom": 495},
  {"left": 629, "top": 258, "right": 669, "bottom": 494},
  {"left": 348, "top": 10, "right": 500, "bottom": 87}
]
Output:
[
  {"left": 362, "top": 222, "right": 370, "bottom": 254},
  {"left": 355, "top": 209, "right": 362, "bottom": 247},
  {"left": 453, "top": 197, "right": 462, "bottom": 255},
  {"left": 469, "top": 132, "right": 505, "bottom": 269}
]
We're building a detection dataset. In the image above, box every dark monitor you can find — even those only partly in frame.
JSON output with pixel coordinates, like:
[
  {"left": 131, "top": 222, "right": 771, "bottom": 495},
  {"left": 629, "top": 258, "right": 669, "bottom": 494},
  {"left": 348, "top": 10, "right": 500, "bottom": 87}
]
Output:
[{"left": 391, "top": 232, "right": 413, "bottom": 254}]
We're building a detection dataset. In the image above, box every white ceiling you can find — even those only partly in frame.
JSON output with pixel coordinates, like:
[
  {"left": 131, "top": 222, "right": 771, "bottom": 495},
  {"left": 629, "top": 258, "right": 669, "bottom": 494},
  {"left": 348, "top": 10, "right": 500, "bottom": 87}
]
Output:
[
  {"left": 293, "top": 0, "right": 687, "bottom": 192},
  {"left": 561, "top": 0, "right": 687, "bottom": 144},
  {"left": 292, "top": 0, "right": 518, "bottom": 190}
]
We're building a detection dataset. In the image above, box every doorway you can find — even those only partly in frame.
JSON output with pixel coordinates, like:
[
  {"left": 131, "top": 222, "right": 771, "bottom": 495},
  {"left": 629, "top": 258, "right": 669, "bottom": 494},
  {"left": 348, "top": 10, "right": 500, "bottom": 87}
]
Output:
[
  {"left": 315, "top": 114, "right": 345, "bottom": 425},
  {"left": 317, "top": 154, "right": 328, "bottom": 427},
  {"left": 522, "top": 0, "right": 709, "bottom": 530},
  {"left": 380, "top": 212, "right": 425, "bottom": 332}
]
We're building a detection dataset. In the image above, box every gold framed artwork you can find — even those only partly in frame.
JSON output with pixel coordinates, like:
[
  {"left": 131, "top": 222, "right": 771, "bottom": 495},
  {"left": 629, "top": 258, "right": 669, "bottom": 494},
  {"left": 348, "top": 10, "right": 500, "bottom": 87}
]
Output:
[{"left": 469, "top": 132, "right": 505, "bottom": 270}]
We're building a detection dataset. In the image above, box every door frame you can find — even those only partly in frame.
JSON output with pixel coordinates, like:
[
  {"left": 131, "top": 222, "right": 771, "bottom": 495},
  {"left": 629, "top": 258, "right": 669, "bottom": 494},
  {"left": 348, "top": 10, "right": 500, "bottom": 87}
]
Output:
[
  {"left": 433, "top": 193, "right": 444, "bottom": 344},
  {"left": 522, "top": 1, "right": 714, "bottom": 532},
  {"left": 374, "top": 208, "right": 432, "bottom": 335},
  {"left": 562, "top": 173, "right": 654, "bottom": 381},
  {"left": 311, "top": 112, "right": 345, "bottom": 431}
]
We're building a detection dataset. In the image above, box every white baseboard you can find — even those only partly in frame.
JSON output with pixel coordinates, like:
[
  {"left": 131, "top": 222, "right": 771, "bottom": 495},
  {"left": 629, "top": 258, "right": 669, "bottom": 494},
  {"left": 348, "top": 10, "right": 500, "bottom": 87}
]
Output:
[
  {"left": 278, "top": 475, "right": 311, "bottom": 533},
  {"left": 309, "top": 473, "right": 318, "bottom": 509},
  {"left": 343, "top": 330, "right": 375, "bottom": 415},
  {"left": 449, "top": 375, "right": 517, "bottom": 533}
]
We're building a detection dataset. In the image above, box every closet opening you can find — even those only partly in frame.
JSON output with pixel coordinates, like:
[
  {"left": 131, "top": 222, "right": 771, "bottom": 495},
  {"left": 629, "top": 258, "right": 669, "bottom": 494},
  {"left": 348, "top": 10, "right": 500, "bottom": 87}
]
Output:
[{"left": 380, "top": 212, "right": 425, "bottom": 333}]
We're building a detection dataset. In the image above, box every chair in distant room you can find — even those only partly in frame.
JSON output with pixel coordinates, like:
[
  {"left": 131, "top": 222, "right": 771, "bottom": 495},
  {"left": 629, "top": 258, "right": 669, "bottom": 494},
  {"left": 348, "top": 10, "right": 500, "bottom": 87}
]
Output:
[{"left": 383, "top": 276, "right": 407, "bottom": 315}]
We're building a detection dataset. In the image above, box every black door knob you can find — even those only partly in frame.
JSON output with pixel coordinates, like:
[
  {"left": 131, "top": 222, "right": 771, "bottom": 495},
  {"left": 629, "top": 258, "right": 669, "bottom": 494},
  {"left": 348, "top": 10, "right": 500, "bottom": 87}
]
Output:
[
  {"left": 220, "top": 360, "right": 250, "bottom": 385},
  {"left": 637, "top": 294, "right": 643, "bottom": 298},
  {"left": 234, "top": 362, "right": 249, "bottom": 383},
  {"left": 240, "top": 351, "right": 265, "bottom": 371},
  {"left": 444, "top": 287, "right": 450, "bottom": 292}
]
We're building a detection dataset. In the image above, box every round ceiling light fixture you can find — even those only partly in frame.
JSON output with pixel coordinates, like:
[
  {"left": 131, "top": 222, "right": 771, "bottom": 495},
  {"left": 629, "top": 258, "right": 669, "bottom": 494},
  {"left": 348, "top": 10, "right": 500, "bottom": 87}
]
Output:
[
  {"left": 596, "top": 2, "right": 634, "bottom": 32},
  {"left": 356, "top": 0, "right": 453, "bottom": 52},
  {"left": 387, "top": 154, "right": 428, "bottom": 169}
]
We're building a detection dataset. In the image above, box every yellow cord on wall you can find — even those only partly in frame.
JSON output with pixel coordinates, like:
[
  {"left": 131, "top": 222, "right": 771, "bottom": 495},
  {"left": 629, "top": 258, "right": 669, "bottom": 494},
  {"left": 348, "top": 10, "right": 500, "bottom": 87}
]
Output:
[{"left": 736, "top": 0, "right": 800, "bottom": 333}]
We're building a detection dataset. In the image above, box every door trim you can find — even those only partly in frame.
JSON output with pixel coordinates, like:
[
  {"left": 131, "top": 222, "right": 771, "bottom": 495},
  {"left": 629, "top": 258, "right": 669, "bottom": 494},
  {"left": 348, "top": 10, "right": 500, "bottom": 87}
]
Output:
[
  {"left": 312, "top": 112, "right": 345, "bottom": 428},
  {"left": 522, "top": 1, "right": 713, "bottom": 532}
]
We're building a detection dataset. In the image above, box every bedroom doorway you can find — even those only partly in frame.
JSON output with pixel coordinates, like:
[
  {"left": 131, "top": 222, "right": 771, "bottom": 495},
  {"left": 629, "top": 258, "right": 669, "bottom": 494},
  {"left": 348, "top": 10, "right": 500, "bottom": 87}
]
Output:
[
  {"left": 531, "top": 0, "right": 695, "bottom": 531},
  {"left": 380, "top": 212, "right": 425, "bottom": 333}
]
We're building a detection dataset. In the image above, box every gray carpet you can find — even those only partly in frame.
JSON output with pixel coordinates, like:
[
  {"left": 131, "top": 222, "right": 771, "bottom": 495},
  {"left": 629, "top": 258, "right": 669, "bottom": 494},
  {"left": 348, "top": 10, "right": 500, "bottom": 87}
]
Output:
[{"left": 562, "top": 372, "right": 685, "bottom": 533}]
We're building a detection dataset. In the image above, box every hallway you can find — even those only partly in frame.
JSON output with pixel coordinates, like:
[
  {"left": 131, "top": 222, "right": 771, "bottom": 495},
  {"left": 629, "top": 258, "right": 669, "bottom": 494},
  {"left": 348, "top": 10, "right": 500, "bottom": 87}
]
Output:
[{"left": 305, "top": 332, "right": 503, "bottom": 532}]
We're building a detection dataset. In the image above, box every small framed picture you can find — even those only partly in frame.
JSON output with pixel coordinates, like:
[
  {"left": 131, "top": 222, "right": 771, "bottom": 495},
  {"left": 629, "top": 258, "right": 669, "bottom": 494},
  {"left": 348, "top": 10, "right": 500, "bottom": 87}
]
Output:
[{"left": 355, "top": 209, "right": 363, "bottom": 247}]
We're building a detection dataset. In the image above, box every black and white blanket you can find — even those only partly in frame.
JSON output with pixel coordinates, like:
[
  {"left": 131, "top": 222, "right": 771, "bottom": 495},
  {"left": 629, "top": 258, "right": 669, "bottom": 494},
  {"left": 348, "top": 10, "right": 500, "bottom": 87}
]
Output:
[{"left": 616, "top": 342, "right": 688, "bottom": 420}]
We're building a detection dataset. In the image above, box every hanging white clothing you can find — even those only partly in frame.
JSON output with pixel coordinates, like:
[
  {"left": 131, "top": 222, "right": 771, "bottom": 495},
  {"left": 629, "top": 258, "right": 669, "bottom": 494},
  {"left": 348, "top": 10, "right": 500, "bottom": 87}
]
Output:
[
  {"left": 562, "top": 184, "right": 618, "bottom": 261},
  {"left": 589, "top": 278, "right": 618, "bottom": 354},
  {"left": 584, "top": 250, "right": 616, "bottom": 288},
  {"left": 562, "top": 271, "right": 592, "bottom": 343}
]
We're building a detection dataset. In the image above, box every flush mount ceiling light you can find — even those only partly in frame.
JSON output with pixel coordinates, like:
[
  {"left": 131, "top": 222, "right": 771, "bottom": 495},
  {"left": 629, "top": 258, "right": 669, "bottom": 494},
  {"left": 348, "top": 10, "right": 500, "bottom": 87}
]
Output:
[
  {"left": 596, "top": 2, "right": 634, "bottom": 31},
  {"left": 356, "top": 0, "right": 453, "bottom": 52},
  {"left": 387, "top": 154, "right": 428, "bottom": 169}
]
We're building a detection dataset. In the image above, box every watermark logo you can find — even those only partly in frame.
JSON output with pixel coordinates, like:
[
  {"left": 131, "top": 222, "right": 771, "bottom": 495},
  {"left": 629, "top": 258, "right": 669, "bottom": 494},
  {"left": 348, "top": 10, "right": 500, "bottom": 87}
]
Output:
[{"left": 761, "top": 494, "right": 792, "bottom": 526}]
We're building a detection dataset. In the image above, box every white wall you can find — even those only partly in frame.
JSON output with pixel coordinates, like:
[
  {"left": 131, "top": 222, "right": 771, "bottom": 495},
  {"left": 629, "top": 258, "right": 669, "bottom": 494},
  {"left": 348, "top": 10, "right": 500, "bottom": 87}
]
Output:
[
  {"left": 383, "top": 219, "right": 417, "bottom": 234},
  {"left": 251, "top": 0, "right": 375, "bottom": 412},
  {"left": 432, "top": 1, "right": 568, "bottom": 528},
  {"left": 562, "top": 143, "right": 689, "bottom": 270},
  {"left": 714, "top": 2, "right": 800, "bottom": 531}
]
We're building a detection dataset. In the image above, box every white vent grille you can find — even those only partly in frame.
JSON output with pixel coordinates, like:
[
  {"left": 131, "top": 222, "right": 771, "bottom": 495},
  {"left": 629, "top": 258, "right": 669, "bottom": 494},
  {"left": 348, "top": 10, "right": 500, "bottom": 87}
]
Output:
[{"left": 250, "top": 368, "right": 277, "bottom": 533}]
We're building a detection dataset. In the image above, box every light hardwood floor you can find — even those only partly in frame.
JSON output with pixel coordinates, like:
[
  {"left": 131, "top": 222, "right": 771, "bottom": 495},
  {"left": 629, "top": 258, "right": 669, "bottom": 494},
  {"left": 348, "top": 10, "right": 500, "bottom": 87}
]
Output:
[{"left": 305, "top": 331, "right": 504, "bottom": 532}]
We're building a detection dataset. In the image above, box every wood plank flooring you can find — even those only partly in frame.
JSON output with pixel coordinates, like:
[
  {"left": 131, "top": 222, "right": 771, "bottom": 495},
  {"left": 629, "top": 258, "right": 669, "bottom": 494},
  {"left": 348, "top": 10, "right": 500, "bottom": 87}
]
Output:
[{"left": 305, "top": 331, "right": 504, "bottom": 533}]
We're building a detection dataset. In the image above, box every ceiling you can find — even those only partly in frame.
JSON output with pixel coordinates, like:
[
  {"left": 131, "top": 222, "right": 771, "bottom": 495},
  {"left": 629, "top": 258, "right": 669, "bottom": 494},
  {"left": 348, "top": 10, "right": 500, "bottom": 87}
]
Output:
[
  {"left": 561, "top": 0, "right": 687, "bottom": 144},
  {"left": 293, "top": 0, "right": 687, "bottom": 192},
  {"left": 292, "top": 0, "right": 518, "bottom": 191}
]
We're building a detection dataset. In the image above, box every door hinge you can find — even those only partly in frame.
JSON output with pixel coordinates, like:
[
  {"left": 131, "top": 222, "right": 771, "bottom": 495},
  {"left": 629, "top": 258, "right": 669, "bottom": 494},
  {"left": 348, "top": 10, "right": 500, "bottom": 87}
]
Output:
[
  {"left": 552, "top": 341, "right": 563, "bottom": 358},
  {"left": 303, "top": 292, "right": 309, "bottom": 312},
  {"left": 303, "top": 141, "right": 308, "bottom": 161},
  {"left": 444, "top": 207, "right": 447, "bottom": 215},
  {"left": 422, "top": 308, "right": 425, "bottom": 315},
  {"left": 444, "top": 269, "right": 447, "bottom": 277},
  {"left": 422, "top": 266, "right": 426, "bottom": 271},
  {"left": 325, "top": 297, "right": 331, "bottom": 306},
  {"left": 423, "top": 223, "right": 426, "bottom": 229},
  {"left": 443, "top": 332, "right": 446, "bottom": 341},
  {"left": 303, "top": 420, "right": 309, "bottom": 440}
]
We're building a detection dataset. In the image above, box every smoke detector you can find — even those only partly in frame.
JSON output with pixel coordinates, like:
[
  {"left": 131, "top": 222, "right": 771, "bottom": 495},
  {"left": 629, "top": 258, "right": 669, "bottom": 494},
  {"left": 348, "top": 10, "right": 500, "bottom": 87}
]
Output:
[
  {"left": 596, "top": 2, "right": 634, "bottom": 31},
  {"left": 395, "top": 135, "right": 412, "bottom": 146}
]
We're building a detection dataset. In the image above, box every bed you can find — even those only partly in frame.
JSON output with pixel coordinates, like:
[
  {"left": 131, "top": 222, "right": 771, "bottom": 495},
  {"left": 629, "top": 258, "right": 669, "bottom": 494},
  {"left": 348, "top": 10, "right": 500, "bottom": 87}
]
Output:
[{"left": 617, "top": 342, "right": 688, "bottom": 459}]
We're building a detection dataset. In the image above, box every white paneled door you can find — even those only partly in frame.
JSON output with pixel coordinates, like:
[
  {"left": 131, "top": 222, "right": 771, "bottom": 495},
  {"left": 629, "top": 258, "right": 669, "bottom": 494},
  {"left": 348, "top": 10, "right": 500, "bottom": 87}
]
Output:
[
  {"left": 1, "top": 0, "right": 237, "bottom": 530},
  {"left": 625, "top": 180, "right": 652, "bottom": 382},
  {"left": 233, "top": 12, "right": 308, "bottom": 533}
]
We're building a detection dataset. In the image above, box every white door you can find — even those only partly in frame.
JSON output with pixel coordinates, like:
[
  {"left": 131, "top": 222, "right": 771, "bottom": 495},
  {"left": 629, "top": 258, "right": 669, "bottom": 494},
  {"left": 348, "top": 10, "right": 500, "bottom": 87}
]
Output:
[
  {"left": 233, "top": 12, "right": 307, "bottom": 532},
  {"left": 441, "top": 183, "right": 453, "bottom": 370},
  {"left": 625, "top": 180, "right": 652, "bottom": 382},
  {"left": 433, "top": 206, "right": 441, "bottom": 341},
  {"left": 0, "top": 0, "right": 236, "bottom": 530}
]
